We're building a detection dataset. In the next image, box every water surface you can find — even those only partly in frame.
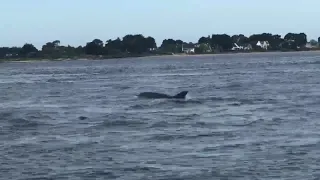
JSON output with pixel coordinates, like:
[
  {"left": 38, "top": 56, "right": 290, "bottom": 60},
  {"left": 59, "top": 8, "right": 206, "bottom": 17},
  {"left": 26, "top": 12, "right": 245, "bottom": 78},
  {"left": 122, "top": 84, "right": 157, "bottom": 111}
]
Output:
[{"left": 1, "top": 51, "right": 320, "bottom": 179}]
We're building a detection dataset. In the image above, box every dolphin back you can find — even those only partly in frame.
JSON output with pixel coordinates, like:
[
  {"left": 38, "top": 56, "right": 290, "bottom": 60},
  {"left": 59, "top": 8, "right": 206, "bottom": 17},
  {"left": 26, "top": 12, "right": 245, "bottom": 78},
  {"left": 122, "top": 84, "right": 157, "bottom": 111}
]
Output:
[
  {"left": 138, "top": 91, "right": 188, "bottom": 99},
  {"left": 138, "top": 92, "right": 170, "bottom": 98},
  {"left": 172, "top": 91, "right": 188, "bottom": 99}
]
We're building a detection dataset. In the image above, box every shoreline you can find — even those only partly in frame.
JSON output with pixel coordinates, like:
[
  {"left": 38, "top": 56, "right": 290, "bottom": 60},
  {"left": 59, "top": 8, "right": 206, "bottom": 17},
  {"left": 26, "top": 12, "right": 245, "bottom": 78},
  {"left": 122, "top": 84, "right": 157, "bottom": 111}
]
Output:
[{"left": 2, "top": 49, "right": 320, "bottom": 63}]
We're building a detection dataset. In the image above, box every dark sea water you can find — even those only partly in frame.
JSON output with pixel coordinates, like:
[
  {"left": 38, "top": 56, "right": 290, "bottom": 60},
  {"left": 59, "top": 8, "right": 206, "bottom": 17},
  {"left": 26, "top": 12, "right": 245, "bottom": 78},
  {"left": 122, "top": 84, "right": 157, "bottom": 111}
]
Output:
[{"left": 1, "top": 51, "right": 320, "bottom": 180}]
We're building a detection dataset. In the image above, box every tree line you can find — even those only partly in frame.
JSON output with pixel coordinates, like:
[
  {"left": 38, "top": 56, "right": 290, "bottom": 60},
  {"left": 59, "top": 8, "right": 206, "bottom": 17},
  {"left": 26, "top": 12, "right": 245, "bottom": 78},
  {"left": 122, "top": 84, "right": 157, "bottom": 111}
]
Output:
[{"left": 0, "top": 32, "right": 319, "bottom": 60}]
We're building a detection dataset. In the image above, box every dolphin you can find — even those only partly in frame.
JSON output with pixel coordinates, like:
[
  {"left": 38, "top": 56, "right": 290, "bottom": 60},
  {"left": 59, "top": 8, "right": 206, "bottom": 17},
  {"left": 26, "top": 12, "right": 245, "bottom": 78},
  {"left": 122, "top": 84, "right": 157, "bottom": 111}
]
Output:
[{"left": 137, "top": 91, "right": 188, "bottom": 99}]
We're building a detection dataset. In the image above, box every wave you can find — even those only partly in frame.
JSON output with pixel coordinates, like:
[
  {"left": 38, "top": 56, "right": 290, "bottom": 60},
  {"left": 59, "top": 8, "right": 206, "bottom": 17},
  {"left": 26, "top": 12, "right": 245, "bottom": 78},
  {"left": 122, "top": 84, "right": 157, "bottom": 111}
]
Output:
[
  {"left": 0, "top": 110, "right": 50, "bottom": 130},
  {"left": 145, "top": 130, "right": 238, "bottom": 142}
]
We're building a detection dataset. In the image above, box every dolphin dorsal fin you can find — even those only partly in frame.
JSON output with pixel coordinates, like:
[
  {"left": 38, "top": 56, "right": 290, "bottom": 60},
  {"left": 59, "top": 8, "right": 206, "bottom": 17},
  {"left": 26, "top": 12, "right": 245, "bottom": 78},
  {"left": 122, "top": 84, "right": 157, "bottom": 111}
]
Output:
[{"left": 172, "top": 91, "right": 188, "bottom": 99}]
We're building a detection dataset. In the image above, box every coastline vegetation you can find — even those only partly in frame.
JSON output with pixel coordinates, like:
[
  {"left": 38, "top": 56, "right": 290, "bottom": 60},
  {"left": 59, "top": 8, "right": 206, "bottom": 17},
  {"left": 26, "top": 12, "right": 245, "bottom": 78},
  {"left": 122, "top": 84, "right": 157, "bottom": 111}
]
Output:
[{"left": 1, "top": 33, "right": 320, "bottom": 61}]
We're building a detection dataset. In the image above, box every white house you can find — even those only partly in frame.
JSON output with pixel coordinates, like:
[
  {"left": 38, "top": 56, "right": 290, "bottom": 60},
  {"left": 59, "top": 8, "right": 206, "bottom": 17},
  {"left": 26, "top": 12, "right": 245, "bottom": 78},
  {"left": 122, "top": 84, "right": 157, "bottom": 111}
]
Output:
[
  {"left": 305, "top": 43, "right": 313, "bottom": 48},
  {"left": 256, "top": 41, "right": 270, "bottom": 50},
  {"left": 231, "top": 43, "right": 252, "bottom": 51},
  {"left": 182, "top": 44, "right": 195, "bottom": 54},
  {"left": 243, "top": 44, "right": 253, "bottom": 50},
  {"left": 231, "top": 43, "right": 243, "bottom": 50},
  {"left": 305, "top": 40, "right": 318, "bottom": 49},
  {"left": 194, "top": 43, "right": 212, "bottom": 53}
]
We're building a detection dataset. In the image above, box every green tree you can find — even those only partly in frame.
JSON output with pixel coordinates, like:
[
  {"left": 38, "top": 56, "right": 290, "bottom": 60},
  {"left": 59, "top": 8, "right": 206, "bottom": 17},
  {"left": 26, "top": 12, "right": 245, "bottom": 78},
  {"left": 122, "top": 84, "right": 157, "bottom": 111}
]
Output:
[
  {"left": 145, "top": 36, "right": 157, "bottom": 49},
  {"left": 231, "top": 34, "right": 249, "bottom": 45},
  {"left": 309, "top": 39, "right": 318, "bottom": 46},
  {"left": 195, "top": 43, "right": 212, "bottom": 53},
  {"left": 41, "top": 40, "right": 62, "bottom": 58},
  {"left": 160, "top": 39, "right": 183, "bottom": 53},
  {"left": 198, "top": 36, "right": 211, "bottom": 44},
  {"left": 211, "top": 34, "right": 233, "bottom": 51},
  {"left": 284, "top": 33, "right": 307, "bottom": 47},
  {"left": 20, "top": 43, "right": 38, "bottom": 57},
  {"left": 52, "top": 40, "right": 60, "bottom": 47},
  {"left": 247, "top": 33, "right": 284, "bottom": 50},
  {"left": 85, "top": 39, "right": 104, "bottom": 55},
  {"left": 0, "top": 47, "right": 21, "bottom": 58},
  {"left": 75, "top": 46, "right": 84, "bottom": 54},
  {"left": 105, "top": 38, "right": 123, "bottom": 55},
  {"left": 122, "top": 34, "right": 152, "bottom": 54}
]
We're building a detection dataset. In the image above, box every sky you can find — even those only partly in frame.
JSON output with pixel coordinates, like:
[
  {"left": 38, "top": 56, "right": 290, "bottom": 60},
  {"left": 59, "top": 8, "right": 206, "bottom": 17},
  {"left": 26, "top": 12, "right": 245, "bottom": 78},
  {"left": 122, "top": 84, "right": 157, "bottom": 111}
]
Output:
[{"left": 0, "top": 0, "right": 319, "bottom": 49}]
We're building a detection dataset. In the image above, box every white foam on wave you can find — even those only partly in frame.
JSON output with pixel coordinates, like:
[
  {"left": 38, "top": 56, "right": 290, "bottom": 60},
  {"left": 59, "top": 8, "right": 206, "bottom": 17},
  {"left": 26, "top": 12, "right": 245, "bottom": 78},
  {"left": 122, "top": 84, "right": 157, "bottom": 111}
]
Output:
[{"left": 0, "top": 79, "right": 35, "bottom": 84}]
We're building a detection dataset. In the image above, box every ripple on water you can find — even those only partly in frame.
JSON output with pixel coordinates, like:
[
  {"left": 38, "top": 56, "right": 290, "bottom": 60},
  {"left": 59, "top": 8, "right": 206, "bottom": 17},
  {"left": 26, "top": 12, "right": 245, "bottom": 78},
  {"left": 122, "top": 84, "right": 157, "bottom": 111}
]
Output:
[
  {"left": 0, "top": 110, "right": 51, "bottom": 132},
  {"left": 1, "top": 53, "right": 320, "bottom": 179}
]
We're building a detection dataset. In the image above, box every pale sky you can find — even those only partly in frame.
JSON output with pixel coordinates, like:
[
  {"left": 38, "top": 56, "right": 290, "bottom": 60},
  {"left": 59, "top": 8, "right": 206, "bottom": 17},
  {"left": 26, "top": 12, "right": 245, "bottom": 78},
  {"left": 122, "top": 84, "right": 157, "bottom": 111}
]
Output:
[{"left": 0, "top": 0, "right": 319, "bottom": 48}]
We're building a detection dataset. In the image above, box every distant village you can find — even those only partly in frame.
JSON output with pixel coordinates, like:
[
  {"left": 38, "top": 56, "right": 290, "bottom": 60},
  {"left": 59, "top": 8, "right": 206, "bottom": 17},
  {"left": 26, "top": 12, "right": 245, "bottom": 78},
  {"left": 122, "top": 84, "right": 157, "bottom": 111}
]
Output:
[
  {"left": 1, "top": 32, "right": 319, "bottom": 60},
  {"left": 179, "top": 40, "right": 319, "bottom": 54}
]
